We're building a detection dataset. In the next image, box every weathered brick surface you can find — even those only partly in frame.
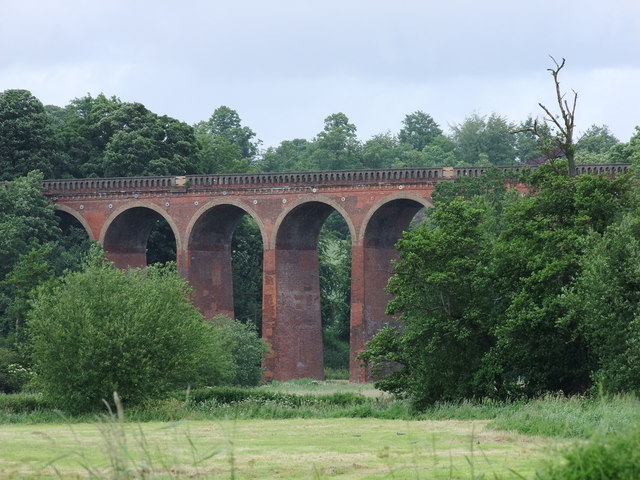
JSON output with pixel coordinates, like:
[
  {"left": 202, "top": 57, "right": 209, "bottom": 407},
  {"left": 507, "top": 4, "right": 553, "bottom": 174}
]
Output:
[
  {"left": 43, "top": 164, "right": 628, "bottom": 381},
  {"left": 42, "top": 171, "right": 449, "bottom": 382}
]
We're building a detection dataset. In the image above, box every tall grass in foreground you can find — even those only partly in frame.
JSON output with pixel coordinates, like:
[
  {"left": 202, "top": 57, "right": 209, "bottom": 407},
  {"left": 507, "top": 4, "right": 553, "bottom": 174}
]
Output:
[
  {"left": 3, "top": 386, "right": 640, "bottom": 439},
  {"left": 66, "top": 393, "right": 222, "bottom": 479},
  {"left": 488, "top": 394, "right": 640, "bottom": 438},
  {"left": 536, "top": 427, "right": 640, "bottom": 480}
]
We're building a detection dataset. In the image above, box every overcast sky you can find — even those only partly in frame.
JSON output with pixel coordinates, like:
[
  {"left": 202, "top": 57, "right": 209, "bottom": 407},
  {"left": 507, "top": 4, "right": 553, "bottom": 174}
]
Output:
[{"left": 2, "top": 0, "right": 639, "bottom": 149}]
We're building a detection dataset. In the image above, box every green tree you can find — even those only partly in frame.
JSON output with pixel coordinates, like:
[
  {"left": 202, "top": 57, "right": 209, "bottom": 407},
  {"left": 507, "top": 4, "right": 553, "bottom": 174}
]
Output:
[
  {"left": 56, "top": 94, "right": 124, "bottom": 177},
  {"left": 393, "top": 134, "right": 457, "bottom": 168},
  {"left": 319, "top": 218, "right": 352, "bottom": 370},
  {"left": 575, "top": 124, "right": 620, "bottom": 165},
  {"left": 0, "top": 89, "right": 66, "bottom": 180},
  {"left": 432, "top": 166, "right": 510, "bottom": 208},
  {"left": 195, "top": 133, "right": 255, "bottom": 174},
  {"left": 360, "top": 196, "right": 500, "bottom": 407},
  {"left": 200, "top": 106, "right": 260, "bottom": 159},
  {"left": 451, "top": 113, "right": 517, "bottom": 165},
  {"left": 258, "top": 139, "right": 311, "bottom": 172},
  {"left": 484, "top": 164, "right": 633, "bottom": 397},
  {"left": 398, "top": 111, "right": 443, "bottom": 151},
  {"left": 361, "top": 163, "right": 635, "bottom": 406},
  {"left": 361, "top": 133, "right": 399, "bottom": 169},
  {"left": 308, "top": 113, "right": 361, "bottom": 170},
  {"left": 27, "top": 255, "right": 234, "bottom": 413},
  {"left": 577, "top": 125, "right": 619, "bottom": 154},
  {"left": 513, "top": 116, "right": 556, "bottom": 164},
  {"left": 629, "top": 127, "right": 640, "bottom": 166},
  {"left": 0, "top": 172, "right": 60, "bottom": 282},
  {"left": 0, "top": 247, "right": 54, "bottom": 343},
  {"left": 563, "top": 214, "right": 640, "bottom": 394},
  {"left": 146, "top": 220, "right": 177, "bottom": 266},
  {"left": 418, "top": 135, "right": 458, "bottom": 167},
  {"left": 195, "top": 106, "right": 260, "bottom": 173},
  {"left": 211, "top": 315, "right": 269, "bottom": 387},
  {"left": 101, "top": 105, "right": 198, "bottom": 177},
  {"left": 0, "top": 171, "right": 92, "bottom": 368},
  {"left": 56, "top": 94, "right": 198, "bottom": 178}
]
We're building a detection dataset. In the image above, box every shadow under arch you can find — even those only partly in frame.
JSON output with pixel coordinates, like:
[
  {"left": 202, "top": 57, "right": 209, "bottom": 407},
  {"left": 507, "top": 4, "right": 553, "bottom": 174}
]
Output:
[
  {"left": 268, "top": 198, "right": 355, "bottom": 380},
  {"left": 357, "top": 192, "right": 432, "bottom": 244},
  {"left": 351, "top": 194, "right": 432, "bottom": 382},
  {"left": 100, "top": 202, "right": 180, "bottom": 269},
  {"left": 269, "top": 196, "right": 356, "bottom": 250},
  {"left": 185, "top": 200, "right": 266, "bottom": 321}
]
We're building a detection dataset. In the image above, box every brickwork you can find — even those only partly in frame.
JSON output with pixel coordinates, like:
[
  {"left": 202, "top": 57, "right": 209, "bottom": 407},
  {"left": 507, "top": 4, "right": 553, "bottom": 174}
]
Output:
[{"left": 43, "top": 164, "right": 629, "bottom": 382}]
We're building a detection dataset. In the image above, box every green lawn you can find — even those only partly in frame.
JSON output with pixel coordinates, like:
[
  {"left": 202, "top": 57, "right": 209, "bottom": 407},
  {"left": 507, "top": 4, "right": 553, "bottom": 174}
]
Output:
[{"left": 0, "top": 417, "right": 553, "bottom": 479}]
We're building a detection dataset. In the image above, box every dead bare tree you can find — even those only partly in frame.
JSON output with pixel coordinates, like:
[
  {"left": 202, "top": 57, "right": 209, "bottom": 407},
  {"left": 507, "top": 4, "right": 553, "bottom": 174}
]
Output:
[
  {"left": 540, "top": 56, "right": 578, "bottom": 176},
  {"left": 516, "top": 56, "right": 578, "bottom": 176}
]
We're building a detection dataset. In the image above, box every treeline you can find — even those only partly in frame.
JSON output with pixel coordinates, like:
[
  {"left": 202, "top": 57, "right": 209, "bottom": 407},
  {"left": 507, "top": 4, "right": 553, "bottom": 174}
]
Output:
[
  {"left": 1, "top": 89, "right": 639, "bottom": 183},
  {"left": 361, "top": 162, "right": 640, "bottom": 409},
  {"left": 2, "top": 87, "right": 640, "bottom": 399}
]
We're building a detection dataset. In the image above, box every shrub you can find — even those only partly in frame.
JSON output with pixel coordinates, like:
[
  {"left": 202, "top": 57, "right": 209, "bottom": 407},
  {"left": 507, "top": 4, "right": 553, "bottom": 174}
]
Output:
[
  {"left": 0, "top": 348, "right": 19, "bottom": 393},
  {"left": 211, "top": 315, "right": 269, "bottom": 387},
  {"left": 0, "top": 392, "right": 52, "bottom": 413},
  {"left": 27, "top": 255, "right": 234, "bottom": 413},
  {"left": 539, "top": 428, "right": 640, "bottom": 480},
  {"left": 183, "top": 386, "right": 367, "bottom": 408}
]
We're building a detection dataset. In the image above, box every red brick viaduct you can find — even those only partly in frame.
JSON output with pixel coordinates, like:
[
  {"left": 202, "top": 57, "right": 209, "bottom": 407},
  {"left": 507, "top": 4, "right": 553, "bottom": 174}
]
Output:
[{"left": 42, "top": 163, "right": 627, "bottom": 382}]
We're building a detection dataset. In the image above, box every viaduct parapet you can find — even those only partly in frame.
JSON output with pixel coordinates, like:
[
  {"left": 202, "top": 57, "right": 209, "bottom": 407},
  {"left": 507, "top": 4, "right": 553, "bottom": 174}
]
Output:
[{"left": 42, "top": 163, "right": 629, "bottom": 382}]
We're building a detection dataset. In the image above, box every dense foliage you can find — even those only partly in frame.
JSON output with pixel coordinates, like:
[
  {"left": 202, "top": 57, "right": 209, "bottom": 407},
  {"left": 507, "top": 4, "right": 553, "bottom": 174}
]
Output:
[
  {"left": 539, "top": 427, "right": 640, "bottom": 480},
  {"left": 0, "top": 90, "right": 66, "bottom": 180},
  {"left": 3, "top": 88, "right": 639, "bottom": 182},
  {"left": 361, "top": 163, "right": 639, "bottom": 408},
  {"left": 210, "top": 315, "right": 269, "bottom": 387},
  {"left": 27, "top": 255, "right": 234, "bottom": 413},
  {"left": 2, "top": 85, "right": 640, "bottom": 395},
  {"left": 0, "top": 172, "right": 93, "bottom": 392}
]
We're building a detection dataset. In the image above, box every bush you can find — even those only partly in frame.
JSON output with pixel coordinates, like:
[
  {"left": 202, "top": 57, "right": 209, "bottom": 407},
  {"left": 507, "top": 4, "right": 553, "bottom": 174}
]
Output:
[
  {"left": 27, "top": 255, "right": 234, "bottom": 413},
  {"left": 0, "top": 348, "right": 19, "bottom": 393},
  {"left": 0, "top": 392, "right": 52, "bottom": 413},
  {"left": 183, "top": 386, "right": 367, "bottom": 408},
  {"left": 211, "top": 315, "right": 269, "bottom": 387},
  {"left": 539, "top": 428, "right": 640, "bottom": 480}
]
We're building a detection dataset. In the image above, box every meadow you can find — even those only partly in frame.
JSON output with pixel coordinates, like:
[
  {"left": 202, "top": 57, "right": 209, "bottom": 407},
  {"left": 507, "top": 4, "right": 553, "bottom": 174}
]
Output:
[
  {"left": 1, "top": 381, "right": 639, "bottom": 479},
  {"left": 0, "top": 418, "right": 551, "bottom": 479}
]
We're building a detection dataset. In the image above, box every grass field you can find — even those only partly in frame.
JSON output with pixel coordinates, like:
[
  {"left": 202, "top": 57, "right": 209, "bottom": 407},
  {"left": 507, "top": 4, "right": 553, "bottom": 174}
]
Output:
[
  {"left": 258, "top": 378, "right": 389, "bottom": 397},
  {"left": 3, "top": 382, "right": 639, "bottom": 479},
  {"left": 0, "top": 417, "right": 553, "bottom": 479}
]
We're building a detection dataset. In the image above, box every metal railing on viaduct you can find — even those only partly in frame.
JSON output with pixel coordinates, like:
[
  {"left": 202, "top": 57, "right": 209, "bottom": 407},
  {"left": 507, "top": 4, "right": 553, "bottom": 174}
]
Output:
[{"left": 41, "top": 163, "right": 630, "bottom": 383}]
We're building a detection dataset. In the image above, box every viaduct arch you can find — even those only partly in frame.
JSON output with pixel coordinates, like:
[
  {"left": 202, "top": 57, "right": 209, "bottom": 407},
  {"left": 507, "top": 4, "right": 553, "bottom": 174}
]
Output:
[{"left": 43, "top": 164, "right": 629, "bottom": 382}]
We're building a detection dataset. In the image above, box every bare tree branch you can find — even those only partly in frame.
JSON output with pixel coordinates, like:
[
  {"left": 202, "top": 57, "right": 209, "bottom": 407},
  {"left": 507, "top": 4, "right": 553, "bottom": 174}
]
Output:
[
  {"left": 532, "top": 56, "right": 578, "bottom": 176},
  {"left": 538, "top": 102, "right": 567, "bottom": 136}
]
